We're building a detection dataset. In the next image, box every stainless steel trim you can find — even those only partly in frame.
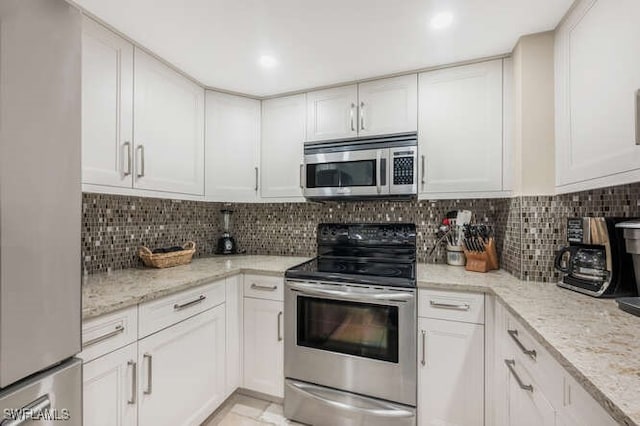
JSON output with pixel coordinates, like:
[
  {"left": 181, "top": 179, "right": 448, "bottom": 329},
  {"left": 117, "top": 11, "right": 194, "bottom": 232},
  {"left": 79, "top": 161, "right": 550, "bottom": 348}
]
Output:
[
  {"left": 350, "top": 103, "right": 356, "bottom": 132},
  {"left": 304, "top": 132, "right": 417, "bottom": 153},
  {"left": 507, "top": 329, "right": 537, "bottom": 360},
  {"left": 127, "top": 361, "right": 137, "bottom": 405},
  {"left": 421, "top": 155, "right": 425, "bottom": 186},
  {"left": 376, "top": 150, "right": 382, "bottom": 194},
  {"left": 288, "top": 281, "right": 414, "bottom": 303},
  {"left": 251, "top": 283, "right": 278, "bottom": 291},
  {"left": 286, "top": 380, "right": 415, "bottom": 418},
  {"left": 1, "top": 395, "right": 51, "bottom": 426},
  {"left": 122, "top": 141, "right": 132, "bottom": 176},
  {"left": 254, "top": 166, "right": 259, "bottom": 191},
  {"left": 299, "top": 163, "right": 304, "bottom": 189},
  {"left": 277, "top": 311, "right": 283, "bottom": 342},
  {"left": 360, "top": 101, "right": 365, "bottom": 130},
  {"left": 173, "top": 295, "right": 206, "bottom": 311},
  {"left": 143, "top": 353, "right": 152, "bottom": 395},
  {"left": 82, "top": 324, "right": 125, "bottom": 348},
  {"left": 636, "top": 89, "right": 640, "bottom": 145},
  {"left": 429, "top": 300, "right": 470, "bottom": 311},
  {"left": 136, "top": 145, "right": 145, "bottom": 178},
  {"left": 420, "top": 330, "right": 426, "bottom": 366},
  {"left": 505, "top": 359, "right": 534, "bottom": 392}
]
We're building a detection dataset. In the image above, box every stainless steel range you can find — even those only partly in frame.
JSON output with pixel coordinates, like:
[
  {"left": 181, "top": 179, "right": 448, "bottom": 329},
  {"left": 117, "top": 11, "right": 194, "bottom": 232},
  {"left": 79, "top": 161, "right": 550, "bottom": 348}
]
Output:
[{"left": 284, "top": 223, "right": 417, "bottom": 426}]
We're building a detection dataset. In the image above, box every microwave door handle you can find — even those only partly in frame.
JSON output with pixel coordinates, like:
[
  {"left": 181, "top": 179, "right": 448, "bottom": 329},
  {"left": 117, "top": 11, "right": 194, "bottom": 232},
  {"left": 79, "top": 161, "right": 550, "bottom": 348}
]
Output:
[
  {"left": 288, "top": 282, "right": 413, "bottom": 302},
  {"left": 376, "top": 150, "right": 382, "bottom": 194}
]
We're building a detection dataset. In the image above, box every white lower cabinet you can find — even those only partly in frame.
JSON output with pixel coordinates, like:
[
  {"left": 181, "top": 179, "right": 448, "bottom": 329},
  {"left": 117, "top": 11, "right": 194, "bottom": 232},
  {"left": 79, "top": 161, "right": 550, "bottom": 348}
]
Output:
[
  {"left": 137, "top": 305, "right": 226, "bottom": 426},
  {"left": 243, "top": 297, "right": 284, "bottom": 397},
  {"left": 504, "top": 358, "right": 555, "bottom": 426},
  {"left": 418, "top": 318, "right": 484, "bottom": 426},
  {"left": 83, "top": 343, "right": 137, "bottom": 426}
]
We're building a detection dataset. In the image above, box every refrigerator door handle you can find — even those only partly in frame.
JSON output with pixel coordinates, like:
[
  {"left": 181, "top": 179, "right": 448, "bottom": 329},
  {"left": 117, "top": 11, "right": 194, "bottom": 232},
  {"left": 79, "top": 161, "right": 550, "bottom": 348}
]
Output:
[{"left": 1, "top": 394, "right": 51, "bottom": 426}]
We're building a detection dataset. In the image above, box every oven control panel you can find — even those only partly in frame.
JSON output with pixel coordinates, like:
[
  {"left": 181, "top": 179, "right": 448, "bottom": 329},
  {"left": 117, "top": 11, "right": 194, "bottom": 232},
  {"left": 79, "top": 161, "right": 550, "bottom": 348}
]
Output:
[{"left": 318, "top": 223, "right": 416, "bottom": 245}]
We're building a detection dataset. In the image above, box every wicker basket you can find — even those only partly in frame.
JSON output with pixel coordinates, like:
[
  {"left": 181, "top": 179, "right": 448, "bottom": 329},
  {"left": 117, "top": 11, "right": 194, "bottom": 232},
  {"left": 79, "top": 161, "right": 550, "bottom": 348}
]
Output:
[{"left": 138, "top": 241, "right": 196, "bottom": 269}]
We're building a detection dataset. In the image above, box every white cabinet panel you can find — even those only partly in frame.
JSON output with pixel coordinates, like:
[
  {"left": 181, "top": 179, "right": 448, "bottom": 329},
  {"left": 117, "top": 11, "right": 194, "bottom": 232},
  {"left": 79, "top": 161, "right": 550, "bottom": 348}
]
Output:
[
  {"left": 83, "top": 343, "right": 137, "bottom": 426},
  {"left": 417, "top": 317, "right": 484, "bottom": 426},
  {"left": 81, "top": 17, "right": 134, "bottom": 188},
  {"left": 138, "top": 305, "right": 225, "bottom": 426},
  {"left": 205, "top": 91, "right": 260, "bottom": 201},
  {"left": 134, "top": 50, "right": 204, "bottom": 196},
  {"left": 419, "top": 59, "right": 503, "bottom": 194},
  {"left": 556, "top": 0, "right": 640, "bottom": 189},
  {"left": 261, "top": 94, "right": 306, "bottom": 198},
  {"left": 225, "top": 275, "right": 243, "bottom": 398},
  {"left": 505, "top": 359, "right": 556, "bottom": 426},
  {"left": 306, "top": 85, "right": 357, "bottom": 141},
  {"left": 243, "top": 297, "right": 284, "bottom": 397},
  {"left": 358, "top": 74, "right": 417, "bottom": 136}
]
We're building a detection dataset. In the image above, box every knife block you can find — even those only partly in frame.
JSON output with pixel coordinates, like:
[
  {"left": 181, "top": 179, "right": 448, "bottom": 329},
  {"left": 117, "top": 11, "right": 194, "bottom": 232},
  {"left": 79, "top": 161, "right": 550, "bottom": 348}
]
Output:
[{"left": 463, "top": 238, "right": 499, "bottom": 273}]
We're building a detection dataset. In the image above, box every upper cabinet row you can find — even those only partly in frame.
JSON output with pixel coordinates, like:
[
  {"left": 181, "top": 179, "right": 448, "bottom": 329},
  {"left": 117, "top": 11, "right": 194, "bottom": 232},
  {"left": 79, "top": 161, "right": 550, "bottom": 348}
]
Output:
[{"left": 555, "top": 0, "right": 640, "bottom": 192}]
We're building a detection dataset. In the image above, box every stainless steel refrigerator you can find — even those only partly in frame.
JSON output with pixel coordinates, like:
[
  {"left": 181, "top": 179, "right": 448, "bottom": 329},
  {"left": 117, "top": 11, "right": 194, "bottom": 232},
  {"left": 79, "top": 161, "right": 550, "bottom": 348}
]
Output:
[{"left": 0, "top": 0, "right": 82, "bottom": 424}]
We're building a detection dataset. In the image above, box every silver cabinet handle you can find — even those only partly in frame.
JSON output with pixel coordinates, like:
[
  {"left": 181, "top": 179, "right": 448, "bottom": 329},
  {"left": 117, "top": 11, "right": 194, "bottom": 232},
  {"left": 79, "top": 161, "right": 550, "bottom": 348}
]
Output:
[
  {"left": 505, "top": 359, "right": 534, "bottom": 392},
  {"left": 254, "top": 166, "right": 259, "bottom": 191},
  {"left": 122, "top": 142, "right": 132, "bottom": 176},
  {"left": 143, "top": 353, "right": 152, "bottom": 395},
  {"left": 635, "top": 89, "right": 640, "bottom": 145},
  {"left": 299, "top": 163, "right": 305, "bottom": 189},
  {"left": 421, "top": 155, "right": 426, "bottom": 186},
  {"left": 350, "top": 103, "right": 356, "bottom": 132},
  {"left": 127, "top": 361, "right": 137, "bottom": 405},
  {"left": 288, "top": 281, "right": 414, "bottom": 303},
  {"left": 420, "top": 330, "right": 426, "bottom": 366},
  {"left": 507, "top": 329, "right": 537, "bottom": 360},
  {"left": 429, "top": 300, "right": 470, "bottom": 311},
  {"left": 82, "top": 324, "right": 125, "bottom": 348},
  {"left": 277, "top": 311, "right": 283, "bottom": 342},
  {"left": 376, "top": 150, "right": 382, "bottom": 194},
  {"left": 136, "top": 145, "right": 145, "bottom": 178},
  {"left": 173, "top": 295, "right": 206, "bottom": 311},
  {"left": 360, "top": 101, "right": 365, "bottom": 130},
  {"left": 251, "top": 283, "right": 277, "bottom": 291},
  {"left": 1, "top": 394, "right": 51, "bottom": 426}
]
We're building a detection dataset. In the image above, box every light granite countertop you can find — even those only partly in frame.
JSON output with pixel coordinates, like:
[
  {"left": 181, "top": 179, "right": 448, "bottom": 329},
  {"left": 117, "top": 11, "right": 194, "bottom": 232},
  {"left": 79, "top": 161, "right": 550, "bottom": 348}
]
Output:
[{"left": 83, "top": 257, "right": 640, "bottom": 425}]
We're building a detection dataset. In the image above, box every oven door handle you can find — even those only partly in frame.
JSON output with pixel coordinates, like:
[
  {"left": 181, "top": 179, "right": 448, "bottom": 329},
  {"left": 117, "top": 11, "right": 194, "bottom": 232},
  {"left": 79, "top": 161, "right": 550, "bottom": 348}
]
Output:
[
  {"left": 286, "top": 380, "right": 415, "bottom": 418},
  {"left": 288, "top": 282, "right": 414, "bottom": 302}
]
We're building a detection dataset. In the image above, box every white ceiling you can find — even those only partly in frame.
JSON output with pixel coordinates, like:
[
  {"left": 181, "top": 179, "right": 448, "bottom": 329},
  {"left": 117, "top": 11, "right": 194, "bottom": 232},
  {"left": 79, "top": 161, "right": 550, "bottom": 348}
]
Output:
[{"left": 72, "top": 0, "right": 574, "bottom": 97}]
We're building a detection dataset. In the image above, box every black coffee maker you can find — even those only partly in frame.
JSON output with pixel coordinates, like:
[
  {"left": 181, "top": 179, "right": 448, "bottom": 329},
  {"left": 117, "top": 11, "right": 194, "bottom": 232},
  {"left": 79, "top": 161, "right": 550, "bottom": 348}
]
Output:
[
  {"left": 216, "top": 209, "right": 238, "bottom": 255},
  {"left": 555, "top": 217, "right": 637, "bottom": 298}
]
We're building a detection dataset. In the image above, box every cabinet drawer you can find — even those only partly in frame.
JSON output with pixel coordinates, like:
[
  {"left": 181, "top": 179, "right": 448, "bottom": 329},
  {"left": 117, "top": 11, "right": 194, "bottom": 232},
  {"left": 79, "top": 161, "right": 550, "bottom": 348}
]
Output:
[
  {"left": 138, "top": 280, "right": 225, "bottom": 338},
  {"left": 80, "top": 306, "right": 137, "bottom": 363},
  {"left": 418, "top": 289, "right": 484, "bottom": 324},
  {"left": 243, "top": 274, "right": 284, "bottom": 301},
  {"left": 504, "top": 311, "right": 563, "bottom": 406}
]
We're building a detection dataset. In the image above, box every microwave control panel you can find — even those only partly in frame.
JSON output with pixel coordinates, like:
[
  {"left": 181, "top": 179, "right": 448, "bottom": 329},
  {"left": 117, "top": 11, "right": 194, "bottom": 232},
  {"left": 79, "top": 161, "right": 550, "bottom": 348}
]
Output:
[{"left": 393, "top": 151, "right": 415, "bottom": 185}]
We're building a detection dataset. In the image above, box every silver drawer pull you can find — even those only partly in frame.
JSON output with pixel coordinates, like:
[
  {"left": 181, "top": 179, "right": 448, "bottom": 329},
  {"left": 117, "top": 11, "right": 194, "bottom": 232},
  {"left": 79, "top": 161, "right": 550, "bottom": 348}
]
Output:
[
  {"left": 143, "top": 353, "right": 153, "bottom": 395},
  {"left": 505, "top": 359, "right": 534, "bottom": 392},
  {"left": 1, "top": 394, "right": 51, "bottom": 426},
  {"left": 277, "top": 311, "right": 283, "bottom": 342},
  {"left": 127, "top": 361, "right": 137, "bottom": 405},
  {"left": 507, "top": 329, "right": 537, "bottom": 360},
  {"left": 82, "top": 324, "right": 125, "bottom": 348},
  {"left": 173, "top": 295, "right": 206, "bottom": 311},
  {"left": 251, "top": 283, "right": 278, "bottom": 291},
  {"left": 429, "top": 300, "right": 470, "bottom": 311},
  {"left": 420, "top": 330, "right": 426, "bottom": 366},
  {"left": 635, "top": 89, "right": 640, "bottom": 145}
]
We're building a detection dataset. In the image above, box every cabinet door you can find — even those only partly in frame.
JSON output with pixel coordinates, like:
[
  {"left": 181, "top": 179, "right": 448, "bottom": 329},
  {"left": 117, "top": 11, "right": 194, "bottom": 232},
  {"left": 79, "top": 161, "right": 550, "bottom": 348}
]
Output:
[
  {"left": 419, "top": 60, "right": 503, "bottom": 194},
  {"left": 138, "top": 305, "right": 225, "bottom": 426},
  {"left": 417, "top": 318, "right": 484, "bottom": 426},
  {"left": 505, "top": 359, "right": 555, "bottom": 426},
  {"left": 358, "top": 74, "right": 417, "bottom": 137},
  {"left": 81, "top": 17, "right": 134, "bottom": 188},
  {"left": 243, "top": 298, "right": 284, "bottom": 397},
  {"left": 134, "top": 50, "right": 204, "bottom": 195},
  {"left": 556, "top": 0, "right": 640, "bottom": 189},
  {"left": 306, "top": 85, "right": 357, "bottom": 141},
  {"left": 83, "top": 343, "right": 137, "bottom": 426},
  {"left": 205, "top": 91, "right": 260, "bottom": 201},
  {"left": 261, "top": 94, "right": 306, "bottom": 199},
  {"left": 225, "top": 275, "right": 243, "bottom": 398}
]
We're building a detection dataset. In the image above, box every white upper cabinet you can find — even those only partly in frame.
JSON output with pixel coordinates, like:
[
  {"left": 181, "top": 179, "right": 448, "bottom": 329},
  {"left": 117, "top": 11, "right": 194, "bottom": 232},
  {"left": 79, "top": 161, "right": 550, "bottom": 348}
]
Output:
[
  {"left": 555, "top": 0, "right": 640, "bottom": 191},
  {"left": 81, "top": 17, "right": 134, "bottom": 188},
  {"left": 261, "top": 94, "right": 306, "bottom": 199},
  {"left": 357, "top": 74, "right": 418, "bottom": 137},
  {"left": 419, "top": 60, "right": 504, "bottom": 195},
  {"left": 306, "top": 85, "right": 358, "bottom": 142},
  {"left": 133, "top": 49, "right": 205, "bottom": 196},
  {"left": 205, "top": 91, "right": 260, "bottom": 202}
]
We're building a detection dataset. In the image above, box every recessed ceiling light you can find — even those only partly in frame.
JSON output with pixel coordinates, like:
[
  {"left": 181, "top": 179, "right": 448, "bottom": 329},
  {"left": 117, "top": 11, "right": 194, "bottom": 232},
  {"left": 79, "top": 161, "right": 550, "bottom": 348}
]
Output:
[
  {"left": 430, "top": 12, "right": 454, "bottom": 30},
  {"left": 259, "top": 55, "right": 278, "bottom": 68}
]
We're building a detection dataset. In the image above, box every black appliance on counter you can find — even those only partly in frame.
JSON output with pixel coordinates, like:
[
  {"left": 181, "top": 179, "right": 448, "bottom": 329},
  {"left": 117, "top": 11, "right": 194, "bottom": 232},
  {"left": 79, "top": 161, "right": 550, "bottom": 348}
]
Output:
[
  {"left": 554, "top": 217, "right": 637, "bottom": 298},
  {"left": 216, "top": 209, "right": 238, "bottom": 254}
]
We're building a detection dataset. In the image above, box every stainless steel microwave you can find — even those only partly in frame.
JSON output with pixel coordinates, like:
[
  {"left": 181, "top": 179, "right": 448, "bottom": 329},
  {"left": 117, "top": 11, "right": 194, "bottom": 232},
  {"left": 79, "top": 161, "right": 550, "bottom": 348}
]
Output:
[{"left": 302, "top": 132, "right": 418, "bottom": 200}]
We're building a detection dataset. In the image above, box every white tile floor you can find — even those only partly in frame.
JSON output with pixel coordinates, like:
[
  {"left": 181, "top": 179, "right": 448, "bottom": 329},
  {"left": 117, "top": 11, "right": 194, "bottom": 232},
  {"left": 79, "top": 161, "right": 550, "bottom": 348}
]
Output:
[{"left": 201, "top": 394, "right": 304, "bottom": 426}]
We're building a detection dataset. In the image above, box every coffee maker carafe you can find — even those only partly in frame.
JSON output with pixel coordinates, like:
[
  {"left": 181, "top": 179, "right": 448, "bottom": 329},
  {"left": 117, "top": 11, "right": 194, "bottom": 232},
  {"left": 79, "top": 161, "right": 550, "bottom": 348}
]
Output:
[{"left": 555, "top": 217, "right": 637, "bottom": 297}]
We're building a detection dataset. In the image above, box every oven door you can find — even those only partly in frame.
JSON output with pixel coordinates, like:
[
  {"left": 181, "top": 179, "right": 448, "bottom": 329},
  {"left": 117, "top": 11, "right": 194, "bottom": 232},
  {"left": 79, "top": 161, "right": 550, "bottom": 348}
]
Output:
[
  {"left": 284, "top": 280, "right": 416, "bottom": 406},
  {"left": 303, "top": 148, "right": 389, "bottom": 198}
]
